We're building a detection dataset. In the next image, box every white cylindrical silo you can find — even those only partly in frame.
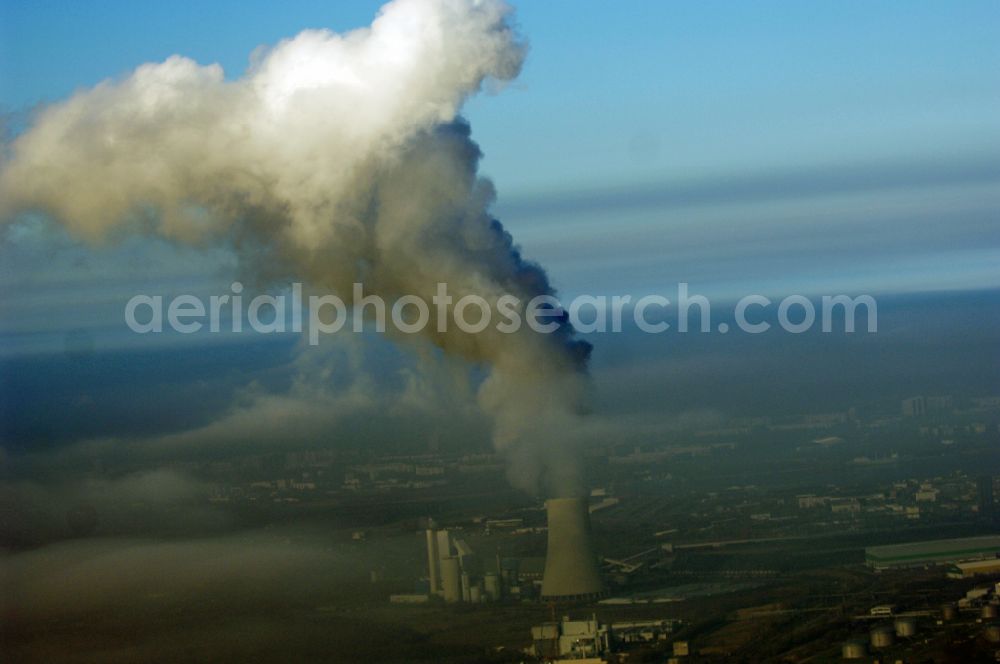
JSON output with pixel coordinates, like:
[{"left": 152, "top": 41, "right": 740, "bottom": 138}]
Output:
[
  {"left": 541, "top": 497, "right": 603, "bottom": 601},
  {"left": 436, "top": 529, "right": 452, "bottom": 560},
  {"left": 425, "top": 529, "right": 440, "bottom": 595},
  {"left": 441, "top": 556, "right": 461, "bottom": 603}
]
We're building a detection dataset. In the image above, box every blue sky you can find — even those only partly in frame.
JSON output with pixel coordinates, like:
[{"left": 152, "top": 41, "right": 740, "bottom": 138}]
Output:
[
  {"left": 4, "top": 1, "right": 998, "bottom": 191},
  {"left": 1, "top": 0, "right": 999, "bottom": 354}
]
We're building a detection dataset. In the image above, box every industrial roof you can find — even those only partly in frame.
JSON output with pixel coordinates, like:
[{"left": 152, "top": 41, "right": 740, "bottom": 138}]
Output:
[{"left": 866, "top": 536, "right": 1000, "bottom": 564}]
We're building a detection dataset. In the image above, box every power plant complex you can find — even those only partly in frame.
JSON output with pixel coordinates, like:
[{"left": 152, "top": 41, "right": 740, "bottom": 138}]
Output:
[
  {"left": 400, "top": 496, "right": 604, "bottom": 606},
  {"left": 422, "top": 527, "right": 502, "bottom": 603}
]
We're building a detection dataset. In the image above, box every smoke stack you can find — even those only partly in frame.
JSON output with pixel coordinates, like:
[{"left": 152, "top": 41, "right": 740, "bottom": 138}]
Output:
[
  {"left": 541, "top": 497, "right": 603, "bottom": 601},
  {"left": 425, "top": 529, "right": 440, "bottom": 595}
]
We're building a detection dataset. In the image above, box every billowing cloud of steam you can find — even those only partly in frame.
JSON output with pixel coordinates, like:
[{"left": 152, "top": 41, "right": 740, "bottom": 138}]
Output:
[{"left": 0, "top": 0, "right": 591, "bottom": 496}]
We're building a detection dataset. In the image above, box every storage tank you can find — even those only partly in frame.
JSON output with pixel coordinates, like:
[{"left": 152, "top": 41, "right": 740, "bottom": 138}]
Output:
[
  {"left": 470, "top": 585, "right": 482, "bottom": 603},
  {"left": 983, "top": 604, "right": 998, "bottom": 619},
  {"left": 841, "top": 640, "right": 866, "bottom": 659},
  {"left": 441, "top": 556, "right": 461, "bottom": 603},
  {"left": 540, "top": 497, "right": 603, "bottom": 600},
  {"left": 984, "top": 624, "right": 1000, "bottom": 643},
  {"left": 894, "top": 617, "right": 917, "bottom": 638},
  {"left": 942, "top": 604, "right": 957, "bottom": 621},
  {"left": 870, "top": 626, "right": 894, "bottom": 649}
]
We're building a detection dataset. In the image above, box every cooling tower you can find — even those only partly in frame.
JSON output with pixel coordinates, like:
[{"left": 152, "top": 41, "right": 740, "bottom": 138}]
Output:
[{"left": 540, "top": 497, "right": 603, "bottom": 600}]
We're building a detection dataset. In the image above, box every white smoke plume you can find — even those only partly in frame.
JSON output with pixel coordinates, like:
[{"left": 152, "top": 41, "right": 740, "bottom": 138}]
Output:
[{"left": 0, "top": 0, "right": 591, "bottom": 496}]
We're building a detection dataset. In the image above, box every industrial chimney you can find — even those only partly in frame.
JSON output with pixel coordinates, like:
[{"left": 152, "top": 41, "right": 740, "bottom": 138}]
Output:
[{"left": 541, "top": 497, "right": 603, "bottom": 601}]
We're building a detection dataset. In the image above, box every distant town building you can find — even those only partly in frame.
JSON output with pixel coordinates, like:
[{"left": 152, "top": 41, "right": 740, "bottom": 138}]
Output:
[
  {"left": 902, "top": 395, "right": 953, "bottom": 416},
  {"left": 831, "top": 500, "right": 861, "bottom": 514},
  {"left": 926, "top": 395, "right": 953, "bottom": 411},
  {"left": 797, "top": 495, "right": 828, "bottom": 509},
  {"left": 901, "top": 396, "right": 927, "bottom": 417},
  {"left": 978, "top": 476, "right": 995, "bottom": 522}
]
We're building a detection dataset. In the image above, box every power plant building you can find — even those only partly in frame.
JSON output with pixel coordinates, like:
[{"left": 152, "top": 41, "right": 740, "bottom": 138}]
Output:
[
  {"left": 530, "top": 615, "right": 610, "bottom": 660},
  {"left": 440, "top": 555, "right": 461, "bottom": 603},
  {"left": 865, "top": 535, "right": 1000, "bottom": 570},
  {"left": 947, "top": 558, "right": 1000, "bottom": 578},
  {"left": 484, "top": 572, "right": 501, "bottom": 601},
  {"left": 424, "top": 526, "right": 495, "bottom": 604}
]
